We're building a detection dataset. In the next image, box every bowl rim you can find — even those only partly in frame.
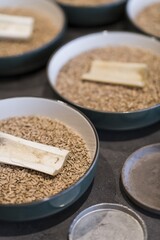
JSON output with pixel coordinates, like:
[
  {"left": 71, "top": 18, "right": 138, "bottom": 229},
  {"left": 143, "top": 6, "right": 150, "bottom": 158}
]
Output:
[
  {"left": 126, "top": 0, "right": 160, "bottom": 40},
  {"left": 0, "top": 0, "right": 66, "bottom": 59},
  {"left": 56, "top": 0, "right": 127, "bottom": 9},
  {"left": 121, "top": 143, "right": 160, "bottom": 214},
  {"left": 47, "top": 30, "right": 160, "bottom": 115},
  {"left": 48, "top": 80, "right": 160, "bottom": 116},
  {"left": 69, "top": 203, "right": 148, "bottom": 240},
  {"left": 0, "top": 97, "right": 99, "bottom": 207}
]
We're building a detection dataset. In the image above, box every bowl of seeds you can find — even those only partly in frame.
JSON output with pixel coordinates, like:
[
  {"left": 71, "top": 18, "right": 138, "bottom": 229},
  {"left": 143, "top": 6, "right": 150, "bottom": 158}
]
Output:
[
  {"left": 47, "top": 31, "right": 160, "bottom": 130},
  {"left": 0, "top": 97, "right": 99, "bottom": 221},
  {"left": 0, "top": 0, "right": 66, "bottom": 75},
  {"left": 55, "top": 0, "right": 127, "bottom": 26},
  {"left": 126, "top": 0, "right": 160, "bottom": 39}
]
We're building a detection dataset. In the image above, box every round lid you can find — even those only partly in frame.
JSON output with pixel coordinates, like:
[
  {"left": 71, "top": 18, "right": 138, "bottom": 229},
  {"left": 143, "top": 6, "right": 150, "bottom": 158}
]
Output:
[
  {"left": 69, "top": 203, "right": 147, "bottom": 240},
  {"left": 122, "top": 143, "right": 160, "bottom": 214}
]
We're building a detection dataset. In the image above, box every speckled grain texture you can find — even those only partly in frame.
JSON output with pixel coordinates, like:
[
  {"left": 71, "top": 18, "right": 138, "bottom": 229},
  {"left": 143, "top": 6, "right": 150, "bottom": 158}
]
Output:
[
  {"left": 0, "top": 23, "right": 159, "bottom": 240},
  {"left": 136, "top": 3, "right": 160, "bottom": 38},
  {"left": 56, "top": 46, "right": 160, "bottom": 112},
  {"left": 0, "top": 116, "right": 91, "bottom": 204},
  {"left": 57, "top": 0, "right": 116, "bottom": 6},
  {"left": 0, "top": 8, "right": 59, "bottom": 56}
]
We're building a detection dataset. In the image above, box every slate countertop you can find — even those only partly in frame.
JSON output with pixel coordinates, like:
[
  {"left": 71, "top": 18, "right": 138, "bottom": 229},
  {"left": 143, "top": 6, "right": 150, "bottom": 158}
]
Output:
[{"left": 0, "top": 17, "right": 160, "bottom": 240}]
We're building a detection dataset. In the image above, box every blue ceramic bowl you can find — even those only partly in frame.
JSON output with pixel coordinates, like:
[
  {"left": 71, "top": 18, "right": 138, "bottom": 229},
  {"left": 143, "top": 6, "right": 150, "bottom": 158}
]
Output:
[
  {"left": 56, "top": 0, "right": 127, "bottom": 26},
  {"left": 0, "top": 0, "right": 66, "bottom": 76},
  {"left": 0, "top": 97, "right": 99, "bottom": 221},
  {"left": 47, "top": 31, "right": 160, "bottom": 130}
]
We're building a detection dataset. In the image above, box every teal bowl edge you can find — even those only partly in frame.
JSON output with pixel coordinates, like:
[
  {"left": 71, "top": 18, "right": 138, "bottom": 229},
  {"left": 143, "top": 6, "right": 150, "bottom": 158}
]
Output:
[
  {"left": 50, "top": 90, "right": 160, "bottom": 131},
  {"left": 57, "top": 0, "right": 127, "bottom": 26},
  {"left": 0, "top": 116, "right": 99, "bottom": 222},
  {"left": 0, "top": 23, "right": 66, "bottom": 76},
  {"left": 82, "top": 105, "right": 160, "bottom": 130}
]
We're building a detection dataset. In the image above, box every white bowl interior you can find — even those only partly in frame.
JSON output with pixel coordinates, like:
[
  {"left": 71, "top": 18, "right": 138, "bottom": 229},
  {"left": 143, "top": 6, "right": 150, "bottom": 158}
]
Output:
[
  {"left": 0, "top": 98, "right": 97, "bottom": 159},
  {"left": 0, "top": 0, "right": 65, "bottom": 31},
  {"left": 126, "top": 0, "right": 160, "bottom": 22},
  {"left": 48, "top": 31, "right": 160, "bottom": 87}
]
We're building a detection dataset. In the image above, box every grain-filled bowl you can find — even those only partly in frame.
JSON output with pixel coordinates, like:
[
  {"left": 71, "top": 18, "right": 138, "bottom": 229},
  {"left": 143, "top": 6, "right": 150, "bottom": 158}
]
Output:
[
  {"left": 47, "top": 31, "right": 160, "bottom": 130},
  {"left": 0, "top": 0, "right": 66, "bottom": 75},
  {"left": 126, "top": 0, "right": 160, "bottom": 40},
  {"left": 55, "top": 0, "right": 127, "bottom": 27},
  {"left": 0, "top": 97, "right": 99, "bottom": 221}
]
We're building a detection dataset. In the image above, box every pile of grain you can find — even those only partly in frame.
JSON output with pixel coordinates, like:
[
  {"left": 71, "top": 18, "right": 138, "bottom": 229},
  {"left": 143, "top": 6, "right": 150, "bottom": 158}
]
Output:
[
  {"left": 136, "top": 3, "right": 160, "bottom": 38},
  {"left": 0, "top": 8, "right": 59, "bottom": 56},
  {"left": 57, "top": 0, "right": 116, "bottom": 6},
  {"left": 56, "top": 46, "right": 160, "bottom": 112},
  {"left": 0, "top": 116, "right": 92, "bottom": 204}
]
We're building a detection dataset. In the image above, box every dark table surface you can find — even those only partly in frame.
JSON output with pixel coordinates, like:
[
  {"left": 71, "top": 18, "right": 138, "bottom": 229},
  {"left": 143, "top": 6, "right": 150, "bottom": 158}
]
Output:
[{"left": 0, "top": 16, "right": 160, "bottom": 240}]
